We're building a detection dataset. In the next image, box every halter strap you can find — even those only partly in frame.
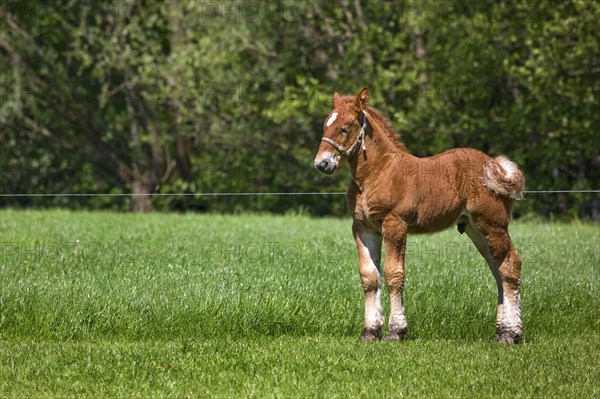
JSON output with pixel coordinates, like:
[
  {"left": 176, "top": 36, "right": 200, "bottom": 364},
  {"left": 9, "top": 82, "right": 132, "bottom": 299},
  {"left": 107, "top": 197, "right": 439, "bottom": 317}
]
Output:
[{"left": 320, "top": 111, "right": 368, "bottom": 158}]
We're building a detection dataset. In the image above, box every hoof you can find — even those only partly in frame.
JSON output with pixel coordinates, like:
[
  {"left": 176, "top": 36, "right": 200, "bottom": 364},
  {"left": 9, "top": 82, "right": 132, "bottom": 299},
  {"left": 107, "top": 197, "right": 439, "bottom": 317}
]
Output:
[
  {"left": 384, "top": 333, "right": 405, "bottom": 341},
  {"left": 360, "top": 328, "right": 382, "bottom": 341},
  {"left": 385, "top": 326, "right": 408, "bottom": 341},
  {"left": 496, "top": 325, "right": 523, "bottom": 344}
]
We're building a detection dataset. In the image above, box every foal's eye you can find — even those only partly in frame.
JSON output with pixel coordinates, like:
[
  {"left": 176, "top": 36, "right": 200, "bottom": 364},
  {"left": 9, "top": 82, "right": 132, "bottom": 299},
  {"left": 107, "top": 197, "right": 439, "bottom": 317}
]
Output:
[{"left": 341, "top": 127, "right": 350, "bottom": 134}]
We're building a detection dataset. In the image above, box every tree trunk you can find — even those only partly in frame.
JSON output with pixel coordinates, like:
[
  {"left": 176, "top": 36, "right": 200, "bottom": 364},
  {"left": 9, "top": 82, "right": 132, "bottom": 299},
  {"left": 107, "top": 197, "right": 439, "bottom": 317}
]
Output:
[
  {"left": 132, "top": 180, "right": 154, "bottom": 212},
  {"left": 169, "top": 1, "right": 194, "bottom": 183}
]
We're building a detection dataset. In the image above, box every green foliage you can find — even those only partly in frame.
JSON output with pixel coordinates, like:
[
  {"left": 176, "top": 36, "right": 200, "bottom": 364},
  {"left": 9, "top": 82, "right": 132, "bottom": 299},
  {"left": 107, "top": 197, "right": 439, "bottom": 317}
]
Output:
[
  {"left": 1, "top": 1, "right": 598, "bottom": 216},
  {"left": 1, "top": 210, "right": 599, "bottom": 396}
]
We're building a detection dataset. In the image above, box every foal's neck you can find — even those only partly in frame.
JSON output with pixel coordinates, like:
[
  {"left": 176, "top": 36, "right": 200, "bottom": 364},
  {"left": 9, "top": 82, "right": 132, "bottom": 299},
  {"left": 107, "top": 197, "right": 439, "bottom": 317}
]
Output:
[{"left": 348, "top": 113, "right": 408, "bottom": 187}]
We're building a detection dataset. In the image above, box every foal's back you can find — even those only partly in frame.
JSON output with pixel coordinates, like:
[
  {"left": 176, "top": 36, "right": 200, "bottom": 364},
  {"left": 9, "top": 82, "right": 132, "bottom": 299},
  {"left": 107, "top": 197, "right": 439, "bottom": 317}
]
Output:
[{"left": 385, "top": 148, "right": 498, "bottom": 233}]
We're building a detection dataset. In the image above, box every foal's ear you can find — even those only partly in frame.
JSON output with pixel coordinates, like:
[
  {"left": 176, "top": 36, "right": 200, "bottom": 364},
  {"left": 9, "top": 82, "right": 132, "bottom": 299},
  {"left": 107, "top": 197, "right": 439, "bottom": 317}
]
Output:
[
  {"left": 354, "top": 87, "right": 370, "bottom": 111},
  {"left": 332, "top": 92, "right": 343, "bottom": 108}
]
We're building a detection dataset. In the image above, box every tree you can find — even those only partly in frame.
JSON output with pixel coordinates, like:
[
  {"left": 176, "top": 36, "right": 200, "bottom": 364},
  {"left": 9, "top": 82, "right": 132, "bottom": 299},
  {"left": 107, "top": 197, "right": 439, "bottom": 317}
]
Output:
[{"left": 2, "top": 0, "right": 598, "bottom": 218}]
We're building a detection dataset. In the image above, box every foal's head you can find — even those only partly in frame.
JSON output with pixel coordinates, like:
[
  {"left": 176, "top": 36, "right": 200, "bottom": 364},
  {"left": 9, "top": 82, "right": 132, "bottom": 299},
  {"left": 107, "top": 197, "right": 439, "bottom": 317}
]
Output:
[{"left": 314, "top": 87, "right": 370, "bottom": 174}]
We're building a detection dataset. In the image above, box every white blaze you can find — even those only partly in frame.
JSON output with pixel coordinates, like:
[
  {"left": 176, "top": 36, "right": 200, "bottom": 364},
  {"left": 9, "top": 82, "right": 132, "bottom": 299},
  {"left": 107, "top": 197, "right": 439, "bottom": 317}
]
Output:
[{"left": 326, "top": 112, "right": 338, "bottom": 127}]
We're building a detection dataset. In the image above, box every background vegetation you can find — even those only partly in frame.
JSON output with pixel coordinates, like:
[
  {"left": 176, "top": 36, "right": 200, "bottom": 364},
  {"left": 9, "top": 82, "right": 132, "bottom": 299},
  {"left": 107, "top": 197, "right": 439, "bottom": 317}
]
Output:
[{"left": 1, "top": 1, "right": 599, "bottom": 217}]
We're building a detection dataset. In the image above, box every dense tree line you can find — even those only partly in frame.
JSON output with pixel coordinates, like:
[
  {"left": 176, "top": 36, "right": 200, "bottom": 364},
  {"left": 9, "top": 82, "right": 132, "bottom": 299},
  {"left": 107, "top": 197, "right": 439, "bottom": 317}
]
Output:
[{"left": 1, "top": 1, "right": 598, "bottom": 218}]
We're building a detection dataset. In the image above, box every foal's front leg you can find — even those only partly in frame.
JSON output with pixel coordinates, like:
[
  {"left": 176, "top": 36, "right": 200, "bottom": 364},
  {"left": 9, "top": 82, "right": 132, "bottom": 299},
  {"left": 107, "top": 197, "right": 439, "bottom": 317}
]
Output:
[
  {"left": 353, "top": 222, "right": 383, "bottom": 341},
  {"left": 383, "top": 220, "right": 408, "bottom": 340}
]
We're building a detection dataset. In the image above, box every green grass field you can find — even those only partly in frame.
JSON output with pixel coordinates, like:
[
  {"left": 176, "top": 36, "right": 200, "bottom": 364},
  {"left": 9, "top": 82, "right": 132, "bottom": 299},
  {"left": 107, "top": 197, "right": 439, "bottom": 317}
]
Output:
[{"left": 1, "top": 209, "right": 598, "bottom": 398}]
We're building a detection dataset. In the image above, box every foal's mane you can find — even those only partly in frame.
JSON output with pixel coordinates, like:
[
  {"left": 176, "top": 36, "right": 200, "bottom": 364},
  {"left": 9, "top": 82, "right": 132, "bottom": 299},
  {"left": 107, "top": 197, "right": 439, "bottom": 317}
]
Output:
[{"left": 339, "top": 95, "right": 408, "bottom": 153}]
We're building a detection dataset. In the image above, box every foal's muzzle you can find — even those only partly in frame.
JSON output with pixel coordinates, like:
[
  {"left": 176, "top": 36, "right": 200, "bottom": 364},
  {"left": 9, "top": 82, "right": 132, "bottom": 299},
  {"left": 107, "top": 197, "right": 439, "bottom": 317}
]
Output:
[{"left": 314, "top": 156, "right": 338, "bottom": 174}]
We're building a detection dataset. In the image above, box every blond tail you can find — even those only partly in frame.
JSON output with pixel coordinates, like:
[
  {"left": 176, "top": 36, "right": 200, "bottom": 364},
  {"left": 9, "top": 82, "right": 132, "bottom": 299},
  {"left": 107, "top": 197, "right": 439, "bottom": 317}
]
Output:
[{"left": 483, "top": 156, "right": 525, "bottom": 200}]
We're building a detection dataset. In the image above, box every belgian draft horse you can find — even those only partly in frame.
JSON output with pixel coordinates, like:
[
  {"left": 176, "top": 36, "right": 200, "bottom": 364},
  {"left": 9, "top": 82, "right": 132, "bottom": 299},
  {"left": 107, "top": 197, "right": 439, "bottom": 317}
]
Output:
[{"left": 314, "top": 87, "right": 525, "bottom": 343}]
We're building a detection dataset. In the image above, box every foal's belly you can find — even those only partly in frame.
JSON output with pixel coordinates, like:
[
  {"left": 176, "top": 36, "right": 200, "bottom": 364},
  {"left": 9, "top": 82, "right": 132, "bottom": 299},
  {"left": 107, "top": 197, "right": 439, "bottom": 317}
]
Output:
[
  {"left": 407, "top": 206, "right": 464, "bottom": 234},
  {"left": 405, "top": 185, "right": 465, "bottom": 234},
  {"left": 351, "top": 183, "right": 465, "bottom": 234}
]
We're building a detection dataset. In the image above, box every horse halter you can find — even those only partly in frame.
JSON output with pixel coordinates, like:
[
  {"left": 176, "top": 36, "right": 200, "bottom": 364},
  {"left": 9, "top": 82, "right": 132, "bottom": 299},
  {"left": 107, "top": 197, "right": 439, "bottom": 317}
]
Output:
[{"left": 321, "top": 111, "right": 368, "bottom": 158}]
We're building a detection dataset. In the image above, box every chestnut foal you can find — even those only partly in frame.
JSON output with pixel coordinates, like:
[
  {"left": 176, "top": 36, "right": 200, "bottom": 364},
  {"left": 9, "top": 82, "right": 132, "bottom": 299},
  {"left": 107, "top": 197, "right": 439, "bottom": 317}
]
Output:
[{"left": 314, "top": 88, "right": 525, "bottom": 343}]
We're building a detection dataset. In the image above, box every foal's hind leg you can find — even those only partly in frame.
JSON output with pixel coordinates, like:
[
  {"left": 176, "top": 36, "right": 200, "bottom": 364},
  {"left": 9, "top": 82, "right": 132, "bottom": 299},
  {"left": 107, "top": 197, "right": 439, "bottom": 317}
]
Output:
[
  {"left": 353, "top": 222, "right": 384, "bottom": 340},
  {"left": 465, "top": 219, "right": 523, "bottom": 343}
]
